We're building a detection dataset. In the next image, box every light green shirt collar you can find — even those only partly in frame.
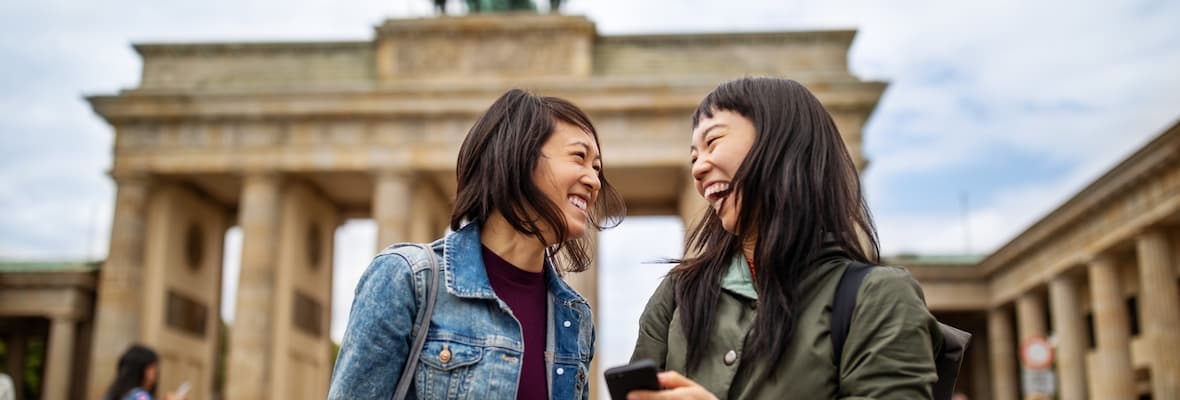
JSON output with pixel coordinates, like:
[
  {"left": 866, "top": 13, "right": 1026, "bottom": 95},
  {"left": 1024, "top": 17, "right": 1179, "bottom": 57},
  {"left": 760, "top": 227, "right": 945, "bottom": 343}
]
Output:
[{"left": 720, "top": 253, "right": 758, "bottom": 300}]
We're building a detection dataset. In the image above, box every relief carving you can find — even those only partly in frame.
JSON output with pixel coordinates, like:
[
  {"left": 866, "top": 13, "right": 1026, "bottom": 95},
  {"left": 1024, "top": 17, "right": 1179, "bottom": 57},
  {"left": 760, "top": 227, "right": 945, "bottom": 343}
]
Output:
[{"left": 389, "top": 32, "right": 581, "bottom": 78}]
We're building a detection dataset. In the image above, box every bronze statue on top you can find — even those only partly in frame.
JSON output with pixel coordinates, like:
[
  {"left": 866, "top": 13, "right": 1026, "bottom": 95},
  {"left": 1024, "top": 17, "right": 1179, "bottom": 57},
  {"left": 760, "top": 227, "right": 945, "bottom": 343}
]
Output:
[{"left": 433, "top": 0, "right": 564, "bottom": 14}]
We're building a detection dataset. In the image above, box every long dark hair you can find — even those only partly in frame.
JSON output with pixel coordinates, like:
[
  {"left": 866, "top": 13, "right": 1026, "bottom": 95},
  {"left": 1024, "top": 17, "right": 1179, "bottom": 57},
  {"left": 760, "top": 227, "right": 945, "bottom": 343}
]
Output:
[
  {"left": 104, "top": 344, "right": 159, "bottom": 400},
  {"left": 673, "top": 77, "right": 879, "bottom": 371},
  {"left": 450, "top": 89, "right": 625, "bottom": 273}
]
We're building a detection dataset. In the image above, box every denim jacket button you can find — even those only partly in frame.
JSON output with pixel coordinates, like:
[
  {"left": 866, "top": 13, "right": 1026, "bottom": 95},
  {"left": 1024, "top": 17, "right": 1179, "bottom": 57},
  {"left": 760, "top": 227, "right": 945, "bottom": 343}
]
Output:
[
  {"left": 563, "top": 320, "right": 571, "bottom": 328},
  {"left": 439, "top": 345, "right": 452, "bottom": 363},
  {"left": 556, "top": 367, "right": 565, "bottom": 375}
]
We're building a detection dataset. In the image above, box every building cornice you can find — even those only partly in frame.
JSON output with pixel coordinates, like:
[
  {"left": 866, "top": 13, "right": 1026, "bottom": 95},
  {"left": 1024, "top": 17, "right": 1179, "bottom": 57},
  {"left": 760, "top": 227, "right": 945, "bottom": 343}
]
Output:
[
  {"left": 599, "top": 29, "right": 857, "bottom": 47},
  {"left": 87, "top": 77, "right": 885, "bottom": 123},
  {"left": 134, "top": 41, "right": 371, "bottom": 56}
]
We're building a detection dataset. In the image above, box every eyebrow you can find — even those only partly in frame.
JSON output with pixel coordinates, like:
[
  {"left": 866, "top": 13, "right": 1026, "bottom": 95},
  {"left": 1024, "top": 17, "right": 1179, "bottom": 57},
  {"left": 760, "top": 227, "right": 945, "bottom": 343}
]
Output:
[
  {"left": 569, "top": 140, "right": 602, "bottom": 160},
  {"left": 689, "top": 123, "right": 728, "bottom": 152}
]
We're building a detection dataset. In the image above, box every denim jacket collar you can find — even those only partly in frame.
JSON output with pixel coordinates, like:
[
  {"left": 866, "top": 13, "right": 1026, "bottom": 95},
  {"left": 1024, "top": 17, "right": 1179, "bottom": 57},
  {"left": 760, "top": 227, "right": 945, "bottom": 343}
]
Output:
[{"left": 442, "top": 221, "right": 587, "bottom": 306}]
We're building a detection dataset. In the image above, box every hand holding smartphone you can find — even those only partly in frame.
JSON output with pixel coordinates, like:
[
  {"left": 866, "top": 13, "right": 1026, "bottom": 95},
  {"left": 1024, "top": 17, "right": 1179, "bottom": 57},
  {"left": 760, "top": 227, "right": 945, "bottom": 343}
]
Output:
[{"left": 604, "top": 359, "right": 661, "bottom": 400}]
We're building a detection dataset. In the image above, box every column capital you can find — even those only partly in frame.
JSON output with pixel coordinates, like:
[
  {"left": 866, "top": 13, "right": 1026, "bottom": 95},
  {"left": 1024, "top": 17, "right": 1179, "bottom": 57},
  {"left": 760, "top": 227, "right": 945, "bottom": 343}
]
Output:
[
  {"left": 1084, "top": 252, "right": 1116, "bottom": 268},
  {"left": 1135, "top": 226, "right": 1168, "bottom": 241},
  {"left": 242, "top": 169, "right": 283, "bottom": 183},
  {"left": 374, "top": 168, "right": 418, "bottom": 182}
]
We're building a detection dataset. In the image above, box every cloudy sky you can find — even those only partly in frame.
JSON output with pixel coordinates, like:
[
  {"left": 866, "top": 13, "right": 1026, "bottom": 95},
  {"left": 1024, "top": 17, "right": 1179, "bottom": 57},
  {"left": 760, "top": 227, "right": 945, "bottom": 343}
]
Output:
[{"left": 3, "top": 0, "right": 1179, "bottom": 381}]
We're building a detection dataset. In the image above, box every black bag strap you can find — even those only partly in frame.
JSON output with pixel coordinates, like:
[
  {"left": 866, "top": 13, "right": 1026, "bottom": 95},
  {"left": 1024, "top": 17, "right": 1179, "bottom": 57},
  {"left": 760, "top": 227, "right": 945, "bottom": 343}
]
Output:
[
  {"left": 831, "top": 261, "right": 971, "bottom": 400},
  {"left": 392, "top": 243, "right": 441, "bottom": 400},
  {"left": 830, "top": 261, "right": 871, "bottom": 369}
]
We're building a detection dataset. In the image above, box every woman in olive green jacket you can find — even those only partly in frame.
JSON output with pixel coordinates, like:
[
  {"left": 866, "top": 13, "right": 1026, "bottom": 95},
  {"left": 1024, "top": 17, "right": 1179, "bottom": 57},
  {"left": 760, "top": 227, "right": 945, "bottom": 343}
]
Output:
[{"left": 629, "top": 78, "right": 941, "bottom": 400}]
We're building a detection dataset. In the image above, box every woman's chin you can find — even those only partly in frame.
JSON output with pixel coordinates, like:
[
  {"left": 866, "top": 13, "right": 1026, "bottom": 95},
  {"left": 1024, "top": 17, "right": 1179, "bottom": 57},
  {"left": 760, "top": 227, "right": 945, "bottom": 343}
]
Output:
[{"left": 566, "top": 225, "right": 587, "bottom": 240}]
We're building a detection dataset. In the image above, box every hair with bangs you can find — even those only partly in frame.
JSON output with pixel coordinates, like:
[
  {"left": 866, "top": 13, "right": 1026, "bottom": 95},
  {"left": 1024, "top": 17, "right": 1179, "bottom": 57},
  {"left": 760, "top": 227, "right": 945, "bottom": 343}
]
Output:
[
  {"left": 672, "top": 77, "right": 880, "bottom": 372},
  {"left": 450, "top": 89, "right": 625, "bottom": 273}
]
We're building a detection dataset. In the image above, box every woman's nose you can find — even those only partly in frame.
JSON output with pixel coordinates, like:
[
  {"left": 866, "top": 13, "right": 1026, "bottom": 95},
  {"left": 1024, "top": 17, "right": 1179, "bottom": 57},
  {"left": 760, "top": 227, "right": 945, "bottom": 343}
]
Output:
[
  {"left": 582, "top": 170, "right": 601, "bottom": 192},
  {"left": 691, "top": 155, "right": 711, "bottom": 182}
]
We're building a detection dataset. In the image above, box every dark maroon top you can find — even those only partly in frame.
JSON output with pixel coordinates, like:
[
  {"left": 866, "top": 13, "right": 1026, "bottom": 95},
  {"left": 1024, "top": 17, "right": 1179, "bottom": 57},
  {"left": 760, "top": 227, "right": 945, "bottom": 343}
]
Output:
[{"left": 482, "top": 246, "right": 549, "bottom": 400}]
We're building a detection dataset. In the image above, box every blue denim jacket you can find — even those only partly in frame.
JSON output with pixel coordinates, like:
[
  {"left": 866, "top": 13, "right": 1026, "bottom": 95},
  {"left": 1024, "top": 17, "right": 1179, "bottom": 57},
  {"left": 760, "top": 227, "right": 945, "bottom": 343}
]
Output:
[{"left": 328, "top": 221, "right": 595, "bottom": 399}]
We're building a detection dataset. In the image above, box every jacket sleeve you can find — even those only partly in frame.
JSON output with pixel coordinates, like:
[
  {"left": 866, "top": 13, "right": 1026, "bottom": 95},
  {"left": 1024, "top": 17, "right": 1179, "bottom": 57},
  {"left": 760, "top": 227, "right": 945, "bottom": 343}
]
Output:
[
  {"left": 328, "top": 252, "right": 420, "bottom": 399},
  {"left": 838, "top": 267, "right": 941, "bottom": 400},
  {"left": 630, "top": 276, "right": 676, "bottom": 369}
]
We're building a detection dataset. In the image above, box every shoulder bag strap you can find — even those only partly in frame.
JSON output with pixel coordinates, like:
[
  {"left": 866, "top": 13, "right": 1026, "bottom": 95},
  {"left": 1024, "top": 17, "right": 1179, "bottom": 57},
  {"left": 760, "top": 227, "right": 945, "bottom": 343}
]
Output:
[
  {"left": 392, "top": 243, "right": 441, "bottom": 400},
  {"left": 831, "top": 261, "right": 872, "bottom": 370}
]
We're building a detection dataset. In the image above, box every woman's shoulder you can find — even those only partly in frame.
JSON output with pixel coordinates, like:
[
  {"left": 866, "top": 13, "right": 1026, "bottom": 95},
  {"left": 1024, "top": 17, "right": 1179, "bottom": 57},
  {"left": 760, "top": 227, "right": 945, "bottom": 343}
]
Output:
[
  {"left": 370, "top": 241, "right": 443, "bottom": 275},
  {"left": 638, "top": 274, "right": 679, "bottom": 315},
  {"left": 353, "top": 241, "right": 443, "bottom": 302},
  {"left": 122, "top": 388, "right": 152, "bottom": 400},
  {"left": 652, "top": 272, "right": 679, "bottom": 300},
  {"left": 860, "top": 265, "right": 928, "bottom": 307}
]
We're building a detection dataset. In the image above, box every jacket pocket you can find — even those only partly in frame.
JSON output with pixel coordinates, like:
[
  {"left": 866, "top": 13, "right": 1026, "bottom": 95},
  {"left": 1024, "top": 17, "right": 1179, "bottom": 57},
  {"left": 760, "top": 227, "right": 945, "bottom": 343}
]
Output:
[
  {"left": 551, "top": 355, "right": 587, "bottom": 400},
  {"left": 415, "top": 339, "right": 484, "bottom": 399}
]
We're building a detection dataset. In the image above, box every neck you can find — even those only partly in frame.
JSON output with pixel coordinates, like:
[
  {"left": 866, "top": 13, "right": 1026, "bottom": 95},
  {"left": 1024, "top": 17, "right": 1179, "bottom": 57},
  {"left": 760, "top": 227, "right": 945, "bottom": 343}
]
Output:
[
  {"left": 481, "top": 212, "right": 547, "bottom": 273},
  {"left": 741, "top": 235, "right": 757, "bottom": 262}
]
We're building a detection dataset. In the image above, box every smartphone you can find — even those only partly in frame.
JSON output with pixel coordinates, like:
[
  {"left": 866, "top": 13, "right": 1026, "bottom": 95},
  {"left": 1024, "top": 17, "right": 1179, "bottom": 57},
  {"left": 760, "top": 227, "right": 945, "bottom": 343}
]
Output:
[
  {"left": 604, "top": 359, "right": 661, "bottom": 400},
  {"left": 175, "top": 382, "right": 191, "bottom": 397}
]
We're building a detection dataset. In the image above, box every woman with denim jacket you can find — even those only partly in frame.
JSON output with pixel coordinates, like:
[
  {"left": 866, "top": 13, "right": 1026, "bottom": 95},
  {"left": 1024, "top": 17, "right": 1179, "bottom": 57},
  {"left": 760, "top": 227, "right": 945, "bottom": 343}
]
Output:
[
  {"left": 328, "top": 89, "right": 625, "bottom": 400},
  {"left": 628, "top": 78, "right": 940, "bottom": 400}
]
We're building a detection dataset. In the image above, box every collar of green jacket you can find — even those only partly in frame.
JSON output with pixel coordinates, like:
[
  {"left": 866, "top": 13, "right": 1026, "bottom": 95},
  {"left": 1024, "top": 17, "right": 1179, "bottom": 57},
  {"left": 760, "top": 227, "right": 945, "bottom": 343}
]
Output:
[
  {"left": 719, "top": 240, "right": 851, "bottom": 301},
  {"left": 720, "top": 254, "right": 757, "bottom": 300}
]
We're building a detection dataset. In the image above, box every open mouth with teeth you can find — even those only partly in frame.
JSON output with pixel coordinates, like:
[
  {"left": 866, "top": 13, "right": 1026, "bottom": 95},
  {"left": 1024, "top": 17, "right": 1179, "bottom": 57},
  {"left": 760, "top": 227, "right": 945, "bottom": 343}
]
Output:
[
  {"left": 567, "top": 194, "right": 589, "bottom": 214},
  {"left": 703, "top": 182, "right": 732, "bottom": 211}
]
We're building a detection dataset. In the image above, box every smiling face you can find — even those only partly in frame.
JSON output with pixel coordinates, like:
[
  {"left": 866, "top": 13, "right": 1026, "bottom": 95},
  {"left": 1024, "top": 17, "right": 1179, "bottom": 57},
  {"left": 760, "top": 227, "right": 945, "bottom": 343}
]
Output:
[
  {"left": 534, "top": 120, "right": 602, "bottom": 242},
  {"left": 143, "top": 362, "right": 158, "bottom": 390},
  {"left": 690, "top": 109, "right": 757, "bottom": 234}
]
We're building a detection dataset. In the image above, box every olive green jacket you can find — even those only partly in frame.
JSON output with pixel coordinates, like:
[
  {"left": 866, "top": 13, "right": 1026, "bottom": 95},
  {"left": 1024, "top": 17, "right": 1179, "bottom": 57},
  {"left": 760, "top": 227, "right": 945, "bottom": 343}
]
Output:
[{"left": 631, "top": 252, "right": 941, "bottom": 399}]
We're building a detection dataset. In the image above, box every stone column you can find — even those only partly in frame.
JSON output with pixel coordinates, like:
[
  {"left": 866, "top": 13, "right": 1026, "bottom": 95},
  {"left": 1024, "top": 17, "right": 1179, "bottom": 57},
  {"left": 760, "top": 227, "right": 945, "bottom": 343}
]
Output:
[
  {"left": 678, "top": 172, "right": 706, "bottom": 254},
  {"left": 1088, "top": 255, "right": 1137, "bottom": 399},
  {"left": 1137, "top": 229, "right": 1180, "bottom": 399},
  {"left": 374, "top": 170, "right": 414, "bottom": 251},
  {"left": 226, "top": 172, "right": 282, "bottom": 400},
  {"left": 408, "top": 187, "right": 438, "bottom": 243},
  {"left": 43, "top": 318, "right": 76, "bottom": 400},
  {"left": 1016, "top": 291, "right": 1047, "bottom": 342},
  {"left": 1049, "top": 274, "right": 1088, "bottom": 400},
  {"left": 87, "top": 174, "right": 152, "bottom": 398},
  {"left": 988, "top": 306, "right": 1019, "bottom": 400},
  {"left": 969, "top": 326, "right": 992, "bottom": 400},
  {"left": 1016, "top": 291, "right": 1050, "bottom": 398}
]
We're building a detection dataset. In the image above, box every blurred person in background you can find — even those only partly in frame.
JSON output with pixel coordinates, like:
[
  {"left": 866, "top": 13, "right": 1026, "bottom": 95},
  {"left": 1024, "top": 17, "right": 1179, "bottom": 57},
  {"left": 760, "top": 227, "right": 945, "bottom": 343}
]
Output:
[{"left": 103, "top": 344, "right": 187, "bottom": 400}]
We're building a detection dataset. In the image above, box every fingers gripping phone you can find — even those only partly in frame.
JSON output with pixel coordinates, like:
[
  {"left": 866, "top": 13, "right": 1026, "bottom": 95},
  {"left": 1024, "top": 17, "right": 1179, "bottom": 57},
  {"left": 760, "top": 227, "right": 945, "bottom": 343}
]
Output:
[{"left": 604, "top": 359, "right": 661, "bottom": 400}]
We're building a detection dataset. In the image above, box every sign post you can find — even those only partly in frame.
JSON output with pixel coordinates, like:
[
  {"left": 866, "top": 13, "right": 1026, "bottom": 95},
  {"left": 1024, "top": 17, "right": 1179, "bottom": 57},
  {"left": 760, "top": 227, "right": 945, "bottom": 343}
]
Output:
[{"left": 1020, "top": 336, "right": 1056, "bottom": 400}]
